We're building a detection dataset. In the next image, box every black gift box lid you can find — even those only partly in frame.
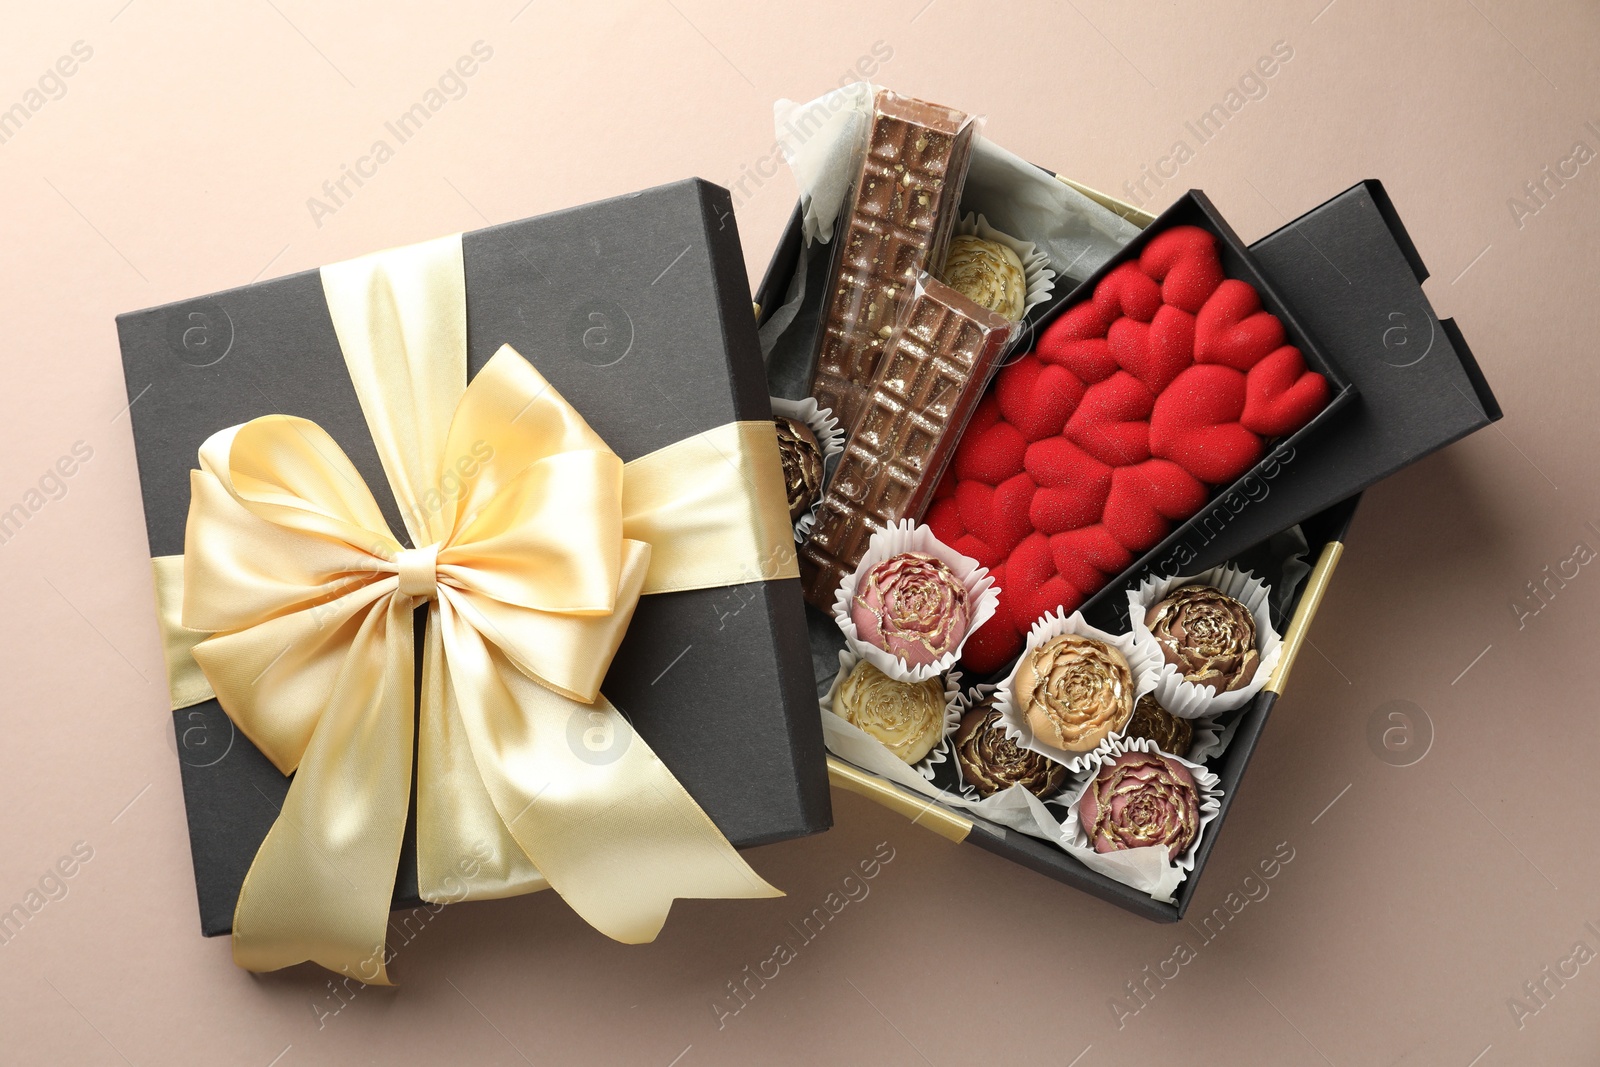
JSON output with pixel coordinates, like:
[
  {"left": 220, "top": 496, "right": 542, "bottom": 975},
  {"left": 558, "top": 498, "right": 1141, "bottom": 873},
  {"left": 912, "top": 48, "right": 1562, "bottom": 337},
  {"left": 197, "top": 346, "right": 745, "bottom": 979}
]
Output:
[
  {"left": 116, "top": 179, "right": 830, "bottom": 937},
  {"left": 1158, "top": 180, "right": 1502, "bottom": 572}
]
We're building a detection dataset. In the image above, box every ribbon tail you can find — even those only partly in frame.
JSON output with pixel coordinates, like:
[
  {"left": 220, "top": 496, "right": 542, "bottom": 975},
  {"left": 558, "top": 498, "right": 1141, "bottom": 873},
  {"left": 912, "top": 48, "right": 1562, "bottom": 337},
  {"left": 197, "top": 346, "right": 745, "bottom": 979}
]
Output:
[
  {"left": 416, "top": 600, "right": 549, "bottom": 902},
  {"left": 230, "top": 594, "right": 416, "bottom": 984},
  {"left": 431, "top": 594, "right": 781, "bottom": 944},
  {"left": 525, "top": 690, "right": 784, "bottom": 942}
]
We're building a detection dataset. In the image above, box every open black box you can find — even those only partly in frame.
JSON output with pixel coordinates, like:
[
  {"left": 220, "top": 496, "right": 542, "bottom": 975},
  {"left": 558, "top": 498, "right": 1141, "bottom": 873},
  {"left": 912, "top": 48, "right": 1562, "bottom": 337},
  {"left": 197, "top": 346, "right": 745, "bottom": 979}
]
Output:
[
  {"left": 117, "top": 179, "right": 831, "bottom": 937},
  {"left": 757, "top": 176, "right": 1500, "bottom": 921}
]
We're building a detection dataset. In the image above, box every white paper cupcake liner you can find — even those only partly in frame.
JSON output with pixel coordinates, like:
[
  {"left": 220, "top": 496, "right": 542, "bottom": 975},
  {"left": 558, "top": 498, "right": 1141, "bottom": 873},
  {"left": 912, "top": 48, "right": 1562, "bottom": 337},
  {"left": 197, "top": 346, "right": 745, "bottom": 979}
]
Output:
[
  {"left": 832, "top": 520, "right": 999, "bottom": 684},
  {"left": 1184, "top": 716, "right": 1227, "bottom": 764},
  {"left": 993, "top": 609, "right": 1165, "bottom": 775},
  {"left": 819, "top": 648, "right": 963, "bottom": 784},
  {"left": 1058, "top": 736, "right": 1224, "bottom": 902},
  {"left": 1127, "top": 565, "right": 1283, "bottom": 718},
  {"left": 770, "top": 396, "right": 845, "bottom": 544},
  {"left": 949, "top": 212, "right": 1057, "bottom": 321}
]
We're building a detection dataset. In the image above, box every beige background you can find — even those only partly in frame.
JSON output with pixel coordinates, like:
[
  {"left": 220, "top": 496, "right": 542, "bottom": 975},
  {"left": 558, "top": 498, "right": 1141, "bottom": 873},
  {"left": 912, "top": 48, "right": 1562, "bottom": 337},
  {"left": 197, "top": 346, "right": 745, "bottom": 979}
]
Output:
[{"left": 0, "top": 0, "right": 1593, "bottom": 1062}]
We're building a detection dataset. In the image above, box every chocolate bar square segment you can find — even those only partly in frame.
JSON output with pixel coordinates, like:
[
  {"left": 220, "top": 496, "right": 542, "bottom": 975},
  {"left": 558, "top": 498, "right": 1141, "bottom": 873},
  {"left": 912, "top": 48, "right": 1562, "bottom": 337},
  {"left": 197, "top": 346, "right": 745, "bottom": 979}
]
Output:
[
  {"left": 801, "top": 277, "right": 1013, "bottom": 610},
  {"left": 808, "top": 90, "right": 975, "bottom": 434}
]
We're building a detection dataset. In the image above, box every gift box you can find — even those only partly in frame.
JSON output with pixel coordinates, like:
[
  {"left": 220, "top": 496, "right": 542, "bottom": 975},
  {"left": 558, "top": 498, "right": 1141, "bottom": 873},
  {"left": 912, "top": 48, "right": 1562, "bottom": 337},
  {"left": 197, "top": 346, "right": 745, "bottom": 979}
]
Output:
[
  {"left": 117, "top": 179, "right": 830, "bottom": 955},
  {"left": 757, "top": 171, "right": 1499, "bottom": 921}
]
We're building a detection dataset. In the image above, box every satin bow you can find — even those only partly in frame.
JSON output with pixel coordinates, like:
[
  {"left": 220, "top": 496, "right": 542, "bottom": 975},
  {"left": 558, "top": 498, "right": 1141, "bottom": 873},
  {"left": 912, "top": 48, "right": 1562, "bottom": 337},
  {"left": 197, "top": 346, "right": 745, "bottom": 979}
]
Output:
[{"left": 178, "top": 234, "right": 787, "bottom": 983}]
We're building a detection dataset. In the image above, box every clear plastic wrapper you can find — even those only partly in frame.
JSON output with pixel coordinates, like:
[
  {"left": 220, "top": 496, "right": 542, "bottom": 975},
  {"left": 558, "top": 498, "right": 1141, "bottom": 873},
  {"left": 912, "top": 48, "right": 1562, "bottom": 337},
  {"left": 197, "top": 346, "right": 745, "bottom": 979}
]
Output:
[{"left": 805, "top": 88, "right": 980, "bottom": 434}]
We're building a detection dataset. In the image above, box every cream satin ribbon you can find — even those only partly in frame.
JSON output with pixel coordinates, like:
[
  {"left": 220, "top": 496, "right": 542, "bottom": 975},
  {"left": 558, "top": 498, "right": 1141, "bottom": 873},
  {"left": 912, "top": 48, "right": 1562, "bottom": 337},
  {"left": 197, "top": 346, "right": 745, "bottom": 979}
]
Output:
[{"left": 163, "top": 233, "right": 797, "bottom": 983}]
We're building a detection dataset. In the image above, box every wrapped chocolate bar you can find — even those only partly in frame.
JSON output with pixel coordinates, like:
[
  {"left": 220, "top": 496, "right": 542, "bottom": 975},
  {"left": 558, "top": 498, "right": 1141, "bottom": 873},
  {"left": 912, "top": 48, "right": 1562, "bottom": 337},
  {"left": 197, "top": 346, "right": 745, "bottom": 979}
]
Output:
[
  {"left": 800, "top": 274, "right": 1017, "bottom": 609},
  {"left": 807, "top": 89, "right": 977, "bottom": 433}
]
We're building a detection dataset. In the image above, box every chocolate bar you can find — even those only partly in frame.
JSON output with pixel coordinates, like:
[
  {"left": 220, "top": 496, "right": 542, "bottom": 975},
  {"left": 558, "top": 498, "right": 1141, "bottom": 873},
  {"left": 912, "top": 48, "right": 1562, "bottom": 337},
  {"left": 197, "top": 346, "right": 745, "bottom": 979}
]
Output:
[
  {"left": 809, "top": 90, "right": 975, "bottom": 434},
  {"left": 801, "top": 277, "right": 1012, "bottom": 609}
]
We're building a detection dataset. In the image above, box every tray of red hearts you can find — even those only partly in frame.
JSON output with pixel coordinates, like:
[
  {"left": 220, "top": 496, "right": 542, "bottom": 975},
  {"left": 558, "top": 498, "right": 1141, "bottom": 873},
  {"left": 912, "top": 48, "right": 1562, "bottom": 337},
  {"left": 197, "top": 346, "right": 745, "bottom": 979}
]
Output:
[{"left": 927, "top": 191, "right": 1356, "bottom": 675}]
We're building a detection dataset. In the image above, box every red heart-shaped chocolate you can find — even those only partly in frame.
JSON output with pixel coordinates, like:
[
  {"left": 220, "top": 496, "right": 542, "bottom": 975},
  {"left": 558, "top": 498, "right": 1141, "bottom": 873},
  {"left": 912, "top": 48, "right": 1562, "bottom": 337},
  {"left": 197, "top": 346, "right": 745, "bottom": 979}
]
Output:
[
  {"left": 1050, "top": 524, "right": 1134, "bottom": 587},
  {"left": 953, "top": 412, "right": 1027, "bottom": 485},
  {"left": 1046, "top": 298, "right": 1117, "bottom": 342},
  {"left": 996, "top": 354, "right": 1085, "bottom": 442},
  {"left": 1048, "top": 536, "right": 1106, "bottom": 592},
  {"left": 1139, "top": 225, "right": 1223, "bottom": 313},
  {"left": 1025, "top": 437, "right": 1112, "bottom": 533},
  {"left": 1007, "top": 532, "right": 1082, "bottom": 630},
  {"left": 1094, "top": 261, "right": 1162, "bottom": 323},
  {"left": 1241, "top": 345, "right": 1331, "bottom": 436},
  {"left": 1036, "top": 336, "right": 1119, "bottom": 384},
  {"left": 926, "top": 493, "right": 997, "bottom": 569},
  {"left": 1149, "top": 364, "right": 1262, "bottom": 484},
  {"left": 1139, "top": 225, "right": 1217, "bottom": 278},
  {"left": 1111, "top": 305, "right": 1194, "bottom": 394},
  {"left": 1063, "top": 371, "right": 1154, "bottom": 467},
  {"left": 959, "top": 562, "right": 1026, "bottom": 674},
  {"left": 925, "top": 470, "right": 1036, "bottom": 568},
  {"left": 1194, "top": 279, "right": 1284, "bottom": 371},
  {"left": 986, "top": 471, "right": 1039, "bottom": 556},
  {"left": 1101, "top": 460, "right": 1209, "bottom": 552}
]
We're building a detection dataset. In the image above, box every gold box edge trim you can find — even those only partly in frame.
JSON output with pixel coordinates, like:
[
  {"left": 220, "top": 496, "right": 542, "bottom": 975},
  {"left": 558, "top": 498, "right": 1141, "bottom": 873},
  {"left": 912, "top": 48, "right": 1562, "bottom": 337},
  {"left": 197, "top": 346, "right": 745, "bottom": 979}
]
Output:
[
  {"left": 1264, "top": 538, "right": 1344, "bottom": 697},
  {"left": 826, "top": 756, "right": 972, "bottom": 843}
]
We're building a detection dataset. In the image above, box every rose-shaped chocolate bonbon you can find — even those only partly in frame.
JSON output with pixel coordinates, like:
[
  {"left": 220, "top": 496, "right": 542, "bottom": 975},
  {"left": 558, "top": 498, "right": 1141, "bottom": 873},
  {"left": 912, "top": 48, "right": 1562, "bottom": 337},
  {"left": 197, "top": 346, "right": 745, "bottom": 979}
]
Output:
[
  {"left": 1016, "top": 634, "right": 1134, "bottom": 752},
  {"left": 833, "top": 659, "right": 947, "bottom": 764},
  {"left": 774, "top": 415, "right": 824, "bottom": 523},
  {"left": 1145, "top": 585, "right": 1260, "bottom": 694},
  {"left": 939, "top": 235, "right": 1027, "bottom": 321},
  {"left": 851, "top": 551, "right": 971, "bottom": 669},
  {"left": 1079, "top": 750, "right": 1201, "bottom": 856},
  {"left": 954, "top": 698, "right": 1066, "bottom": 799},
  {"left": 1123, "top": 694, "right": 1193, "bottom": 759}
]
